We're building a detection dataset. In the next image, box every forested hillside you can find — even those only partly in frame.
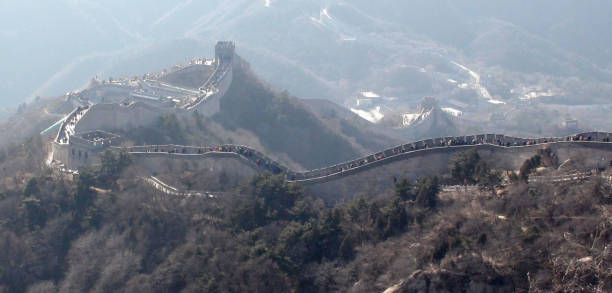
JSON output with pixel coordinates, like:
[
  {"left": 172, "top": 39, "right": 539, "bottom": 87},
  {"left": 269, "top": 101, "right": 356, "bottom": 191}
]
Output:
[{"left": 0, "top": 139, "right": 609, "bottom": 292}]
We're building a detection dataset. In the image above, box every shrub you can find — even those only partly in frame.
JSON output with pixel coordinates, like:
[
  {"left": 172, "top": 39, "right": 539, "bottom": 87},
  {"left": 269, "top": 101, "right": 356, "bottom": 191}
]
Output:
[
  {"left": 519, "top": 154, "right": 542, "bottom": 181},
  {"left": 394, "top": 178, "right": 415, "bottom": 201},
  {"left": 233, "top": 174, "right": 309, "bottom": 230},
  {"left": 449, "top": 149, "right": 481, "bottom": 184},
  {"left": 449, "top": 149, "right": 499, "bottom": 188},
  {"left": 415, "top": 176, "right": 440, "bottom": 209}
]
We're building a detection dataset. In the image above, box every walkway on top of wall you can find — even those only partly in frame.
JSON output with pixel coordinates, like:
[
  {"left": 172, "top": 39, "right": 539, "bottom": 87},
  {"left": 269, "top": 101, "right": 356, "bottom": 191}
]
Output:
[
  {"left": 186, "top": 57, "right": 232, "bottom": 110},
  {"left": 142, "top": 176, "right": 217, "bottom": 198},
  {"left": 55, "top": 106, "right": 90, "bottom": 144},
  {"left": 114, "top": 131, "right": 612, "bottom": 184}
]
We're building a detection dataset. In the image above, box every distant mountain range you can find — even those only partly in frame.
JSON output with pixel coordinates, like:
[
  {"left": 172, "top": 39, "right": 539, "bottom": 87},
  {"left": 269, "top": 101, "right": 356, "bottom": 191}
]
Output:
[{"left": 2, "top": 0, "right": 612, "bottom": 109}]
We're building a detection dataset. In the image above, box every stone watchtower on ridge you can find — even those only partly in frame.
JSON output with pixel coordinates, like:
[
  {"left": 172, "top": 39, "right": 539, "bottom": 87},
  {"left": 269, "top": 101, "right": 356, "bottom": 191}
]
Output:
[{"left": 215, "top": 41, "right": 236, "bottom": 63}]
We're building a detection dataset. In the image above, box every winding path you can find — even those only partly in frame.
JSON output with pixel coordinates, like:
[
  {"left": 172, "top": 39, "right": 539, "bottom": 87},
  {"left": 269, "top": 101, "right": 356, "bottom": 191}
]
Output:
[
  {"left": 55, "top": 106, "right": 90, "bottom": 145},
  {"left": 185, "top": 56, "right": 232, "bottom": 110},
  {"left": 114, "top": 131, "right": 612, "bottom": 184},
  {"left": 142, "top": 176, "right": 217, "bottom": 198}
]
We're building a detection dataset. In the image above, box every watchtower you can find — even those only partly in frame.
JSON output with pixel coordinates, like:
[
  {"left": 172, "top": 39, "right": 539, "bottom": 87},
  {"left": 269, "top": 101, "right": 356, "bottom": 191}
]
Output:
[{"left": 215, "top": 41, "right": 235, "bottom": 63}]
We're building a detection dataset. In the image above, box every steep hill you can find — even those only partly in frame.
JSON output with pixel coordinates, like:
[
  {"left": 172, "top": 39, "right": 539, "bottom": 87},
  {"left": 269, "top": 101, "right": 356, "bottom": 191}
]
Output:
[
  {"left": 300, "top": 98, "right": 402, "bottom": 153},
  {"left": 395, "top": 98, "right": 480, "bottom": 140},
  {"left": 0, "top": 98, "right": 70, "bottom": 146},
  {"left": 213, "top": 59, "right": 364, "bottom": 170}
]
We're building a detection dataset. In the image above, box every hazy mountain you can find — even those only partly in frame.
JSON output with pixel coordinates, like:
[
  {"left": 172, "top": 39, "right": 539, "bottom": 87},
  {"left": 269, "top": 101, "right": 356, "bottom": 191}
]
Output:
[
  {"left": 301, "top": 98, "right": 402, "bottom": 151},
  {"left": 3, "top": 0, "right": 612, "bottom": 110}
]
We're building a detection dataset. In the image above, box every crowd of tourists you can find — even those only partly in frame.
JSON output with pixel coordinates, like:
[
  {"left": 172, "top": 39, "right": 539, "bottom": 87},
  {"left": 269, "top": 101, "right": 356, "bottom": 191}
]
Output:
[
  {"left": 188, "top": 59, "right": 231, "bottom": 109},
  {"left": 56, "top": 106, "right": 89, "bottom": 144},
  {"left": 127, "top": 144, "right": 284, "bottom": 175},
  {"left": 122, "top": 132, "right": 612, "bottom": 181}
]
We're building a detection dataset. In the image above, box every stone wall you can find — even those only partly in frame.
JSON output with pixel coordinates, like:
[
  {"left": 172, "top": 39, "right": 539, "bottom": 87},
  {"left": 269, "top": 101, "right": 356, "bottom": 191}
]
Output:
[
  {"left": 73, "top": 58, "right": 234, "bottom": 133},
  {"left": 193, "top": 66, "right": 233, "bottom": 116},
  {"left": 95, "top": 140, "right": 612, "bottom": 203},
  {"left": 51, "top": 58, "right": 235, "bottom": 170},
  {"left": 75, "top": 102, "right": 167, "bottom": 133},
  {"left": 305, "top": 142, "right": 612, "bottom": 203},
  {"left": 287, "top": 132, "right": 612, "bottom": 182},
  {"left": 80, "top": 83, "right": 134, "bottom": 103},
  {"left": 186, "top": 53, "right": 234, "bottom": 113},
  {"left": 105, "top": 139, "right": 612, "bottom": 202},
  {"left": 130, "top": 152, "right": 259, "bottom": 179},
  {"left": 52, "top": 131, "right": 612, "bottom": 200},
  {"left": 170, "top": 64, "right": 211, "bottom": 76},
  {"left": 51, "top": 141, "right": 100, "bottom": 171}
]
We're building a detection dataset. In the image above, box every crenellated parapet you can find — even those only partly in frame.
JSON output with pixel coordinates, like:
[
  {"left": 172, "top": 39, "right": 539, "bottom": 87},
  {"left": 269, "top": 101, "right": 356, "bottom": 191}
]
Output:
[
  {"left": 49, "top": 126, "right": 612, "bottom": 199},
  {"left": 215, "top": 41, "right": 235, "bottom": 63},
  {"left": 55, "top": 106, "right": 90, "bottom": 145},
  {"left": 46, "top": 42, "right": 612, "bottom": 188},
  {"left": 53, "top": 128, "right": 612, "bottom": 174},
  {"left": 185, "top": 41, "right": 235, "bottom": 112},
  {"left": 48, "top": 42, "right": 241, "bottom": 171},
  {"left": 62, "top": 132, "right": 608, "bottom": 202},
  {"left": 51, "top": 129, "right": 122, "bottom": 172},
  {"left": 284, "top": 132, "right": 612, "bottom": 183},
  {"left": 100, "top": 132, "right": 612, "bottom": 181}
]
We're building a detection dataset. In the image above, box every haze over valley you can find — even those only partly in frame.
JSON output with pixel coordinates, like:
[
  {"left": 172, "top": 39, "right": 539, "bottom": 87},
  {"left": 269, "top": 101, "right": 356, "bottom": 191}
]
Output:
[
  {"left": 3, "top": 1, "right": 612, "bottom": 135},
  {"left": 0, "top": 2, "right": 611, "bottom": 292}
]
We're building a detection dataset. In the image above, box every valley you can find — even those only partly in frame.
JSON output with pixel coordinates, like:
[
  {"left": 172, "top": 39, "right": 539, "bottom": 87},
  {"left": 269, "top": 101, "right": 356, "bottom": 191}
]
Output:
[{"left": 1, "top": 4, "right": 612, "bottom": 288}]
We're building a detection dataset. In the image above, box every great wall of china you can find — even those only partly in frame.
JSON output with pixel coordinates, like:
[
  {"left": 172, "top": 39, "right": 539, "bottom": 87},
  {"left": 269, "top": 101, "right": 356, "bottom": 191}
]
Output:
[
  {"left": 116, "top": 134, "right": 612, "bottom": 200},
  {"left": 50, "top": 42, "right": 236, "bottom": 170},
  {"left": 46, "top": 42, "right": 612, "bottom": 201}
]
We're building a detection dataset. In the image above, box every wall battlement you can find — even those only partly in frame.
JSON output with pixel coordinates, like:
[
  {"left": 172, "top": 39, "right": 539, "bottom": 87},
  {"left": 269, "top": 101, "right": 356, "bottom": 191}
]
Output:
[
  {"left": 50, "top": 99, "right": 612, "bottom": 199},
  {"left": 110, "top": 133, "right": 612, "bottom": 178},
  {"left": 54, "top": 131, "right": 612, "bottom": 179},
  {"left": 110, "top": 137, "right": 612, "bottom": 202},
  {"left": 46, "top": 42, "right": 612, "bottom": 199},
  {"left": 50, "top": 42, "right": 238, "bottom": 171},
  {"left": 215, "top": 41, "right": 235, "bottom": 62}
]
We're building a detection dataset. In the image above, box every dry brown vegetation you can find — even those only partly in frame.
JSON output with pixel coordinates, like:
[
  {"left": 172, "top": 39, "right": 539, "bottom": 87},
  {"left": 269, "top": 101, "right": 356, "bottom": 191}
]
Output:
[
  {"left": 0, "top": 140, "right": 610, "bottom": 292},
  {"left": 338, "top": 179, "right": 611, "bottom": 292}
]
